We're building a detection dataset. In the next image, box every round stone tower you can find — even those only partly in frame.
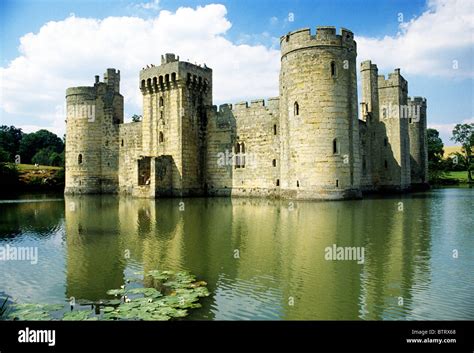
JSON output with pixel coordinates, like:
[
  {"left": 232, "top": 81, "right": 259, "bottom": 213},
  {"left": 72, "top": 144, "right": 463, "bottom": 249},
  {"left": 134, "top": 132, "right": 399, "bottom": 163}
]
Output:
[
  {"left": 279, "top": 26, "right": 361, "bottom": 199},
  {"left": 65, "top": 68, "right": 123, "bottom": 194},
  {"left": 65, "top": 86, "right": 103, "bottom": 194}
]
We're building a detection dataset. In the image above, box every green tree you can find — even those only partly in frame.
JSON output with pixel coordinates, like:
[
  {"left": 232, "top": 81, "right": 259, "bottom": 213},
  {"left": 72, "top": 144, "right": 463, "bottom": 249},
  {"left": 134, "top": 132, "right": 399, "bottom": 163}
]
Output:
[
  {"left": 19, "top": 129, "right": 64, "bottom": 164},
  {"left": 0, "top": 126, "right": 23, "bottom": 161},
  {"left": 0, "top": 162, "right": 19, "bottom": 189},
  {"left": 451, "top": 123, "right": 474, "bottom": 182},
  {"left": 0, "top": 146, "right": 10, "bottom": 163},
  {"left": 132, "top": 114, "right": 142, "bottom": 122},
  {"left": 427, "top": 128, "right": 445, "bottom": 182}
]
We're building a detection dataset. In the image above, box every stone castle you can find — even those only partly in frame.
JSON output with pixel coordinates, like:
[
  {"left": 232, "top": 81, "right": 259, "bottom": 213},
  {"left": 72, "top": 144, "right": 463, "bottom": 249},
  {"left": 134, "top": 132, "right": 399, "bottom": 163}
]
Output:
[{"left": 65, "top": 26, "right": 428, "bottom": 200}]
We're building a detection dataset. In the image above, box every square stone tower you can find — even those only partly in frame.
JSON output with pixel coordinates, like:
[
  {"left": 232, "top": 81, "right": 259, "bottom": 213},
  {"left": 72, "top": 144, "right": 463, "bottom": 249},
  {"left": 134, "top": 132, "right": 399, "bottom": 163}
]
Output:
[
  {"left": 138, "top": 54, "right": 212, "bottom": 196},
  {"left": 377, "top": 69, "right": 411, "bottom": 190}
]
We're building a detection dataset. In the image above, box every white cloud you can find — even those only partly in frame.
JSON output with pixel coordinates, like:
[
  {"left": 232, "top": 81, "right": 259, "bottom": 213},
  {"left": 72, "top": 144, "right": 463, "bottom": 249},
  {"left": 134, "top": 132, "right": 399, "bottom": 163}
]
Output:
[
  {"left": 136, "top": 0, "right": 160, "bottom": 11},
  {"left": 0, "top": 4, "right": 280, "bottom": 136},
  {"left": 356, "top": 0, "right": 474, "bottom": 78},
  {"left": 428, "top": 117, "right": 474, "bottom": 145},
  {"left": 1, "top": 0, "right": 472, "bottom": 139}
]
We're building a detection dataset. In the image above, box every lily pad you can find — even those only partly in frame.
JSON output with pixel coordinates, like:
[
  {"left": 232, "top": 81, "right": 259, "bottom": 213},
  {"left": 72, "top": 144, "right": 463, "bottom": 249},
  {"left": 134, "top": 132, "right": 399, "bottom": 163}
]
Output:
[
  {"left": 62, "top": 310, "right": 92, "bottom": 321},
  {"left": 106, "top": 289, "right": 125, "bottom": 296},
  {"left": 5, "top": 268, "right": 209, "bottom": 322}
]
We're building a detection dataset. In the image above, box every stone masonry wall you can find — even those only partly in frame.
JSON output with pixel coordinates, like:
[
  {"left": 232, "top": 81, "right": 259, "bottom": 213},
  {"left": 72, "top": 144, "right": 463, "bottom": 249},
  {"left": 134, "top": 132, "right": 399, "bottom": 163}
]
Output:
[{"left": 206, "top": 98, "right": 280, "bottom": 197}]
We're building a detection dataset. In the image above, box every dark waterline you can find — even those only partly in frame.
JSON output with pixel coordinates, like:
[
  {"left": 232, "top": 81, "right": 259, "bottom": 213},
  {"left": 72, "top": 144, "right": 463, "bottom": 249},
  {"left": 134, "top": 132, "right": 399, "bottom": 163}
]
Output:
[{"left": 0, "top": 188, "right": 473, "bottom": 320}]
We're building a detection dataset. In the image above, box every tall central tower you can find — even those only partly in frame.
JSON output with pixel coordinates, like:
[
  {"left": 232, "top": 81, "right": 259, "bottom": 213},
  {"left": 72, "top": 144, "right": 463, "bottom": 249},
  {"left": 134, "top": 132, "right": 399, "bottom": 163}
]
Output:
[
  {"left": 139, "top": 54, "right": 212, "bottom": 196},
  {"left": 279, "top": 27, "right": 361, "bottom": 199}
]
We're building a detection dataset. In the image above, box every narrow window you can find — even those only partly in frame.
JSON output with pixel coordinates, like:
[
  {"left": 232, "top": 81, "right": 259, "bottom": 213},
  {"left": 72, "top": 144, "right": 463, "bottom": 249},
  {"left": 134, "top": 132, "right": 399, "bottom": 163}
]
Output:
[
  {"left": 159, "top": 97, "right": 164, "bottom": 107},
  {"left": 78, "top": 154, "right": 83, "bottom": 164},
  {"left": 409, "top": 118, "right": 412, "bottom": 123},
  {"left": 382, "top": 108, "right": 387, "bottom": 118},
  {"left": 159, "top": 131, "right": 164, "bottom": 143},
  {"left": 384, "top": 160, "right": 388, "bottom": 169},
  {"left": 121, "top": 139, "right": 124, "bottom": 147},
  {"left": 241, "top": 142, "right": 246, "bottom": 168},
  {"left": 297, "top": 180, "right": 300, "bottom": 187},
  {"left": 276, "top": 179, "right": 280, "bottom": 186},
  {"left": 272, "top": 159, "right": 276, "bottom": 167},
  {"left": 159, "top": 76, "right": 164, "bottom": 85},
  {"left": 384, "top": 138, "right": 388, "bottom": 147},
  {"left": 336, "top": 179, "right": 339, "bottom": 187},
  {"left": 331, "top": 61, "right": 336, "bottom": 77},
  {"left": 294, "top": 102, "right": 299, "bottom": 116},
  {"left": 273, "top": 124, "right": 277, "bottom": 135},
  {"left": 333, "top": 138, "right": 338, "bottom": 154},
  {"left": 165, "top": 74, "right": 170, "bottom": 83},
  {"left": 171, "top": 72, "right": 176, "bottom": 82},
  {"left": 235, "top": 143, "right": 241, "bottom": 169}
]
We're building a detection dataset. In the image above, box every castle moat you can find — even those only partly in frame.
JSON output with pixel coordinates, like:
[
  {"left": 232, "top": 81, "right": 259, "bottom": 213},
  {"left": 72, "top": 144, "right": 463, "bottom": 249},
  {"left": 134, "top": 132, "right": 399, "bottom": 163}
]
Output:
[{"left": 0, "top": 187, "right": 473, "bottom": 320}]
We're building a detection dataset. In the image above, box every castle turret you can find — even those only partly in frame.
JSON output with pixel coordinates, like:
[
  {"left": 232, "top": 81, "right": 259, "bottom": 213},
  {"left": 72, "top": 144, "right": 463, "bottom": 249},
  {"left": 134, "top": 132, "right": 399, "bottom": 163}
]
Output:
[
  {"left": 408, "top": 97, "right": 428, "bottom": 187},
  {"left": 279, "top": 27, "right": 361, "bottom": 199},
  {"left": 65, "top": 69, "right": 123, "bottom": 194}
]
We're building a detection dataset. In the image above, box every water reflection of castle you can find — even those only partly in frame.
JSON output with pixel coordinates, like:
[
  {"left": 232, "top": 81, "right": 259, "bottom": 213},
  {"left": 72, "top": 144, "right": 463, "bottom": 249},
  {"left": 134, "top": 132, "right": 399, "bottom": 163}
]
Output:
[{"left": 64, "top": 195, "right": 431, "bottom": 319}]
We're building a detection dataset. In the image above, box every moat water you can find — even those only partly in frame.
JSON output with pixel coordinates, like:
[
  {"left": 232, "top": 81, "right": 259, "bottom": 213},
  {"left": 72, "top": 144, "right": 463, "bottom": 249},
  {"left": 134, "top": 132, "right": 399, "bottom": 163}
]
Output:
[{"left": 0, "top": 187, "right": 473, "bottom": 320}]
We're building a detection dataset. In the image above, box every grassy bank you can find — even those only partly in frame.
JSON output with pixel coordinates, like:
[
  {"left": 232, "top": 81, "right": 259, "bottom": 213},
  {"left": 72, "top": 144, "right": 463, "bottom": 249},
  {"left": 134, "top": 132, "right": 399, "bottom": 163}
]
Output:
[
  {"left": 0, "top": 163, "right": 64, "bottom": 193},
  {"left": 434, "top": 170, "right": 472, "bottom": 185}
]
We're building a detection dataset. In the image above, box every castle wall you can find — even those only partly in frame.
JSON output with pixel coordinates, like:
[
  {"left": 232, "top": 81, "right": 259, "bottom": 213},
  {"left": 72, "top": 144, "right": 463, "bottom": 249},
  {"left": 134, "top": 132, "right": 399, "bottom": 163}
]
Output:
[
  {"left": 279, "top": 27, "right": 361, "bottom": 200},
  {"left": 358, "top": 121, "right": 372, "bottom": 190},
  {"left": 206, "top": 99, "right": 280, "bottom": 197},
  {"left": 118, "top": 122, "right": 143, "bottom": 195}
]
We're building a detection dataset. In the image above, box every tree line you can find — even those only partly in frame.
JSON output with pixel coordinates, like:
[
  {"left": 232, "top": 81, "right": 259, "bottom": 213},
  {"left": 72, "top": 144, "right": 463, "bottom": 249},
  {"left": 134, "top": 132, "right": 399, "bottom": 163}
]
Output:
[
  {"left": 0, "top": 126, "right": 65, "bottom": 166},
  {"left": 427, "top": 123, "right": 474, "bottom": 183}
]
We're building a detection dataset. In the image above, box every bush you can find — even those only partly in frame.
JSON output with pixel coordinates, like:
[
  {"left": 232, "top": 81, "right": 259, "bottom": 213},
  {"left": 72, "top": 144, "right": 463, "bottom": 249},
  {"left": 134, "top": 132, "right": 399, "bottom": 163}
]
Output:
[{"left": 0, "top": 162, "right": 20, "bottom": 188}]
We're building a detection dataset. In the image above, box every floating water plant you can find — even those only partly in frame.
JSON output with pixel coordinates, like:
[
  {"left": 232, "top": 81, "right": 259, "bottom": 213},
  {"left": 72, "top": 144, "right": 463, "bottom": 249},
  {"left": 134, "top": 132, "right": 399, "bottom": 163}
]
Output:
[{"left": 5, "top": 269, "right": 209, "bottom": 321}]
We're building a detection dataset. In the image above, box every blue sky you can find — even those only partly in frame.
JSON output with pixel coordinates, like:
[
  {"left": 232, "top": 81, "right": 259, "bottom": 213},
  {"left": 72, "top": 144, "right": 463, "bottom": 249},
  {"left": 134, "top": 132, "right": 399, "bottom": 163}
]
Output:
[{"left": 0, "top": 0, "right": 472, "bottom": 145}]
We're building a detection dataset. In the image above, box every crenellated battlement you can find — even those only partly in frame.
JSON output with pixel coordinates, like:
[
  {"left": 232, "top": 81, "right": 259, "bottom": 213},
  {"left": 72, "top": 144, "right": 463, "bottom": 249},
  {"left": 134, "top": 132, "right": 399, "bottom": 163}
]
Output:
[
  {"left": 360, "top": 60, "right": 378, "bottom": 72},
  {"left": 408, "top": 96, "right": 427, "bottom": 105},
  {"left": 212, "top": 97, "right": 280, "bottom": 113},
  {"left": 378, "top": 68, "right": 407, "bottom": 90},
  {"left": 66, "top": 68, "right": 121, "bottom": 98},
  {"left": 280, "top": 26, "right": 356, "bottom": 58},
  {"left": 139, "top": 55, "right": 211, "bottom": 94}
]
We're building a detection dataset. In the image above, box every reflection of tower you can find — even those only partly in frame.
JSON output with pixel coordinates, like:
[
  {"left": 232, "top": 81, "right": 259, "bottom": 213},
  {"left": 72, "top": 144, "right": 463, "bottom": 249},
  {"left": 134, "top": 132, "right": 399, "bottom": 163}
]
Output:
[
  {"left": 118, "top": 198, "right": 185, "bottom": 272},
  {"left": 279, "top": 27, "right": 361, "bottom": 200},
  {"left": 64, "top": 196, "right": 125, "bottom": 300},
  {"left": 65, "top": 70, "right": 123, "bottom": 194},
  {"left": 277, "top": 200, "right": 364, "bottom": 319},
  {"left": 358, "top": 196, "right": 431, "bottom": 319}
]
